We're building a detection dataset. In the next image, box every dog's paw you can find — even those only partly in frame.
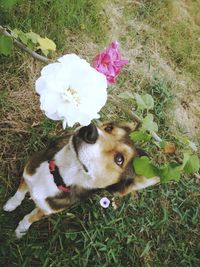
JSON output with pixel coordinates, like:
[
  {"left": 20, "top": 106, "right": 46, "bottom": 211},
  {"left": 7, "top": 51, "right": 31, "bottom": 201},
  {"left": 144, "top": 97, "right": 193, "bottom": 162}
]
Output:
[
  {"left": 3, "top": 197, "right": 19, "bottom": 212},
  {"left": 15, "top": 228, "right": 27, "bottom": 239},
  {"left": 15, "top": 215, "right": 31, "bottom": 239}
]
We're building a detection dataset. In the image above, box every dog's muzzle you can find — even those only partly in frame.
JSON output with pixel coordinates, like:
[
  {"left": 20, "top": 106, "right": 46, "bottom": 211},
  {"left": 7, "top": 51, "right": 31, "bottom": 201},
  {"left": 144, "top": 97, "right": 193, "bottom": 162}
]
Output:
[{"left": 78, "top": 123, "right": 99, "bottom": 144}]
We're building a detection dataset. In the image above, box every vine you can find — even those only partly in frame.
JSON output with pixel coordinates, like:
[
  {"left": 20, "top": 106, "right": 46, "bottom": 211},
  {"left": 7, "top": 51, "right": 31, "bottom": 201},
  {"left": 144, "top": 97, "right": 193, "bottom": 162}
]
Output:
[{"left": 119, "top": 92, "right": 200, "bottom": 182}]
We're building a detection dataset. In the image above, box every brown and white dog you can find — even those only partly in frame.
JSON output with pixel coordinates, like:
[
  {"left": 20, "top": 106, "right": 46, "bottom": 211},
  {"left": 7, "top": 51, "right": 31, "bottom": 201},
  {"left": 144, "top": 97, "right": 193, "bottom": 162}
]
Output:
[{"left": 3, "top": 122, "right": 159, "bottom": 238}]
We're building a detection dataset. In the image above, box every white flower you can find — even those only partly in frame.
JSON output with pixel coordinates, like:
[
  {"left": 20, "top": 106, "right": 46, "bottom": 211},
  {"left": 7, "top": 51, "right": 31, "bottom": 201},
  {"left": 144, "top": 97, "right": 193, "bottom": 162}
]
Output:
[
  {"left": 100, "top": 197, "right": 110, "bottom": 208},
  {"left": 35, "top": 54, "right": 107, "bottom": 128}
]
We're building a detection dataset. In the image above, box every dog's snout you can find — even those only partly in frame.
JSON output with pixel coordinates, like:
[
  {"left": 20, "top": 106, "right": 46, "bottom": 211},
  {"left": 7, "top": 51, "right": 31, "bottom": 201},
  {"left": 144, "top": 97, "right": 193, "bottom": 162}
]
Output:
[{"left": 78, "top": 123, "right": 99, "bottom": 144}]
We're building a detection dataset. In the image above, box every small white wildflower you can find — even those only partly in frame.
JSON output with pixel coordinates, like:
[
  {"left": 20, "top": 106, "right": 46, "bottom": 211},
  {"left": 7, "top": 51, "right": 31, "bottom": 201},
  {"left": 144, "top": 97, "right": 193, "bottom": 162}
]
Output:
[{"left": 100, "top": 197, "right": 110, "bottom": 208}]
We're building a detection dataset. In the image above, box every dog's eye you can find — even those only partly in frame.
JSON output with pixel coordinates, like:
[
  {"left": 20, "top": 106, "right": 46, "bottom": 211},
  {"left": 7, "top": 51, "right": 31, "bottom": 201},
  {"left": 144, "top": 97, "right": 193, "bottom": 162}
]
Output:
[
  {"left": 114, "top": 153, "right": 124, "bottom": 167},
  {"left": 104, "top": 125, "right": 113, "bottom": 133}
]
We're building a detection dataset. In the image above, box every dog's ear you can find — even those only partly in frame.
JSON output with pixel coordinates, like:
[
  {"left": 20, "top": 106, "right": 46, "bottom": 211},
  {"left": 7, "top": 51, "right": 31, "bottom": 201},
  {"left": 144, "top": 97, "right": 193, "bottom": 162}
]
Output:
[
  {"left": 117, "top": 175, "right": 160, "bottom": 196},
  {"left": 106, "top": 161, "right": 160, "bottom": 196}
]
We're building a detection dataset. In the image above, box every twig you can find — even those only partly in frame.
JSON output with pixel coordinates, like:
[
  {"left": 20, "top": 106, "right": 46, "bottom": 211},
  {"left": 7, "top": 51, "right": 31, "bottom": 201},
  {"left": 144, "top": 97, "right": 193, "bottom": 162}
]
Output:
[
  {"left": 0, "top": 25, "right": 51, "bottom": 64},
  {"left": 108, "top": 95, "right": 162, "bottom": 141},
  {"left": 108, "top": 95, "right": 141, "bottom": 123},
  {"left": 151, "top": 131, "right": 162, "bottom": 142}
]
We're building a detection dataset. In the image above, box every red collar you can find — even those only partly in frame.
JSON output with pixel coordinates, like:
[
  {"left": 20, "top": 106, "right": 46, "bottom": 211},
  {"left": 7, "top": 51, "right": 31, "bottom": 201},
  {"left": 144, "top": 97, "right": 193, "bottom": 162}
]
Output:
[{"left": 48, "top": 160, "right": 71, "bottom": 193}]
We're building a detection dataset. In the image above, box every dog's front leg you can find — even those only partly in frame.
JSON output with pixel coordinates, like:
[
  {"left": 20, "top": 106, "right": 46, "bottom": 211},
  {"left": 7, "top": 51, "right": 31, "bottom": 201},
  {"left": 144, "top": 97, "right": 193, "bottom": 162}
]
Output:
[
  {"left": 15, "top": 207, "right": 46, "bottom": 239},
  {"left": 3, "top": 178, "right": 28, "bottom": 212}
]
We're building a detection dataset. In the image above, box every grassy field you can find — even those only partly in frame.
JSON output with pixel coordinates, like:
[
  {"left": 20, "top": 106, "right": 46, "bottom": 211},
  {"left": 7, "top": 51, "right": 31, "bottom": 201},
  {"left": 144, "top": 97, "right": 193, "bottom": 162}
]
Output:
[{"left": 0, "top": 0, "right": 200, "bottom": 266}]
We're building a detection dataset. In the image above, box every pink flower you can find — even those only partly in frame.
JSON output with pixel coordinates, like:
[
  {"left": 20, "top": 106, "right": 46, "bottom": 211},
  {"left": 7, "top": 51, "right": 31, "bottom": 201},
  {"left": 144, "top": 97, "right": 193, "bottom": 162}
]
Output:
[{"left": 93, "top": 41, "right": 128, "bottom": 84}]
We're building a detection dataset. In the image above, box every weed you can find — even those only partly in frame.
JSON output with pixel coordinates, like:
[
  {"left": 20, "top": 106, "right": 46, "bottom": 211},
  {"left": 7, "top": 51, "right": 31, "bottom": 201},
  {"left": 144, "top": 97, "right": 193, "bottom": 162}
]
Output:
[{"left": 146, "top": 76, "right": 173, "bottom": 136}]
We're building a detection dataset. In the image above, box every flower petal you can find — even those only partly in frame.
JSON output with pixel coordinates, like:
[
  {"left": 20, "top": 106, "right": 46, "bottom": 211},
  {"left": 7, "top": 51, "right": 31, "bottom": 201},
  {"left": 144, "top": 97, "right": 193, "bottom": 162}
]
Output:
[
  {"left": 35, "top": 53, "right": 108, "bottom": 128},
  {"left": 100, "top": 197, "right": 110, "bottom": 208},
  {"left": 93, "top": 41, "right": 128, "bottom": 84}
]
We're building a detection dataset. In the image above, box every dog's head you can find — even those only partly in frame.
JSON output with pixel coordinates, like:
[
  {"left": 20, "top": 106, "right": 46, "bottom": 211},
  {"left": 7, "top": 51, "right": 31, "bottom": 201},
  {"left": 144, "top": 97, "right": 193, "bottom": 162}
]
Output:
[{"left": 72, "top": 122, "right": 139, "bottom": 189}]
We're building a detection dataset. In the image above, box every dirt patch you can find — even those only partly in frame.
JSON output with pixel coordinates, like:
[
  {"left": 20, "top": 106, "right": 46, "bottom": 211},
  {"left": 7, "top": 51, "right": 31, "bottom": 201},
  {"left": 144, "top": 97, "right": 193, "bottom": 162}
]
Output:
[
  {"left": 105, "top": 0, "right": 200, "bottom": 142},
  {"left": 174, "top": 79, "right": 200, "bottom": 140}
]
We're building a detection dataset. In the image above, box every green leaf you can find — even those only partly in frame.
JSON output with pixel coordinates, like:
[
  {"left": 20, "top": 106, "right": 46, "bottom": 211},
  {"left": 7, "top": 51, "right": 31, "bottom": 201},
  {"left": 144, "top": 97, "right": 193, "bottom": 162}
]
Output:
[
  {"left": 133, "top": 156, "right": 159, "bottom": 178},
  {"left": 130, "top": 131, "right": 151, "bottom": 142},
  {"left": 142, "top": 94, "right": 154, "bottom": 110},
  {"left": 11, "top": 29, "right": 40, "bottom": 45},
  {"left": 0, "top": 0, "right": 18, "bottom": 9},
  {"left": 26, "top": 31, "right": 40, "bottom": 44},
  {"left": 134, "top": 93, "right": 146, "bottom": 110},
  {"left": 118, "top": 91, "right": 134, "bottom": 100},
  {"left": 37, "top": 37, "right": 56, "bottom": 56},
  {"left": 175, "top": 135, "right": 198, "bottom": 152},
  {"left": 141, "top": 114, "right": 158, "bottom": 133},
  {"left": 181, "top": 152, "right": 191, "bottom": 169},
  {"left": 134, "top": 93, "right": 154, "bottom": 110},
  {"left": 11, "top": 28, "right": 20, "bottom": 39},
  {"left": 0, "top": 36, "right": 12, "bottom": 56},
  {"left": 18, "top": 31, "right": 29, "bottom": 45},
  {"left": 160, "top": 163, "right": 181, "bottom": 183},
  {"left": 182, "top": 153, "right": 200, "bottom": 174}
]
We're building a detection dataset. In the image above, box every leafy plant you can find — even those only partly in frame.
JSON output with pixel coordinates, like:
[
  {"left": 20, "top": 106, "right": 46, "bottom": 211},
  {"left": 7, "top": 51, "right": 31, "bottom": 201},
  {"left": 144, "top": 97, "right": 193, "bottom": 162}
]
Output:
[
  {"left": 121, "top": 91, "right": 200, "bottom": 183},
  {"left": 0, "top": 28, "right": 56, "bottom": 56},
  {"left": 133, "top": 154, "right": 199, "bottom": 183}
]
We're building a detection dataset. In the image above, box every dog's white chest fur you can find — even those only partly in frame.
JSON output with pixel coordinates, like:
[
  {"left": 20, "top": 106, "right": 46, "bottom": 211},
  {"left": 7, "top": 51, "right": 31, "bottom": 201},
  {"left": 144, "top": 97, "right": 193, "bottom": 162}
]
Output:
[
  {"left": 24, "top": 162, "right": 60, "bottom": 214},
  {"left": 54, "top": 145, "right": 92, "bottom": 188},
  {"left": 23, "top": 139, "right": 93, "bottom": 213}
]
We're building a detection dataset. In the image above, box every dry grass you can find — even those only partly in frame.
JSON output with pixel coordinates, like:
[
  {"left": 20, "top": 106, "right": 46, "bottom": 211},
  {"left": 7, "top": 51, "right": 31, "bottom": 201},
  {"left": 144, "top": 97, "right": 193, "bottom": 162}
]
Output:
[{"left": 104, "top": 0, "right": 200, "bottom": 141}]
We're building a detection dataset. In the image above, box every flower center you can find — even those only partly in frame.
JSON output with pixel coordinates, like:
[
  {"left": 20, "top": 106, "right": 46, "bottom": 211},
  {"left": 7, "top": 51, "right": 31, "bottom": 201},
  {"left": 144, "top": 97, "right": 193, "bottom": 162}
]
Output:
[{"left": 62, "top": 86, "right": 80, "bottom": 107}]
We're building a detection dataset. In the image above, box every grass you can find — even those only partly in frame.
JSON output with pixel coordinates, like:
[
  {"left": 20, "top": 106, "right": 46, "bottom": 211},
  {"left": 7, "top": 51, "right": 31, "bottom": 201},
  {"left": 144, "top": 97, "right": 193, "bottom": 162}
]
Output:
[
  {"left": 0, "top": 0, "right": 108, "bottom": 48},
  {"left": 1, "top": 180, "right": 200, "bottom": 266},
  {"left": 0, "top": 0, "right": 200, "bottom": 266}
]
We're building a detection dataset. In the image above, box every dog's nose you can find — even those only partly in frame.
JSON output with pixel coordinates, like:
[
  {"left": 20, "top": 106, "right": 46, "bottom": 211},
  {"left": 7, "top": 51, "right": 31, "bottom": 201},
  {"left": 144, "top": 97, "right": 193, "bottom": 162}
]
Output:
[{"left": 78, "top": 123, "right": 99, "bottom": 144}]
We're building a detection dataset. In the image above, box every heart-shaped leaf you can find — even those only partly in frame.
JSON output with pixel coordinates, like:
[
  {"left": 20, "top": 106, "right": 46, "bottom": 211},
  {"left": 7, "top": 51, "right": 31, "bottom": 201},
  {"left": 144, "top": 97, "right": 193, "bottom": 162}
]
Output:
[
  {"left": 182, "top": 153, "right": 200, "bottom": 174},
  {"left": 133, "top": 156, "right": 159, "bottom": 178},
  {"left": 160, "top": 163, "right": 181, "bottom": 183},
  {"left": 130, "top": 131, "right": 151, "bottom": 142},
  {"left": 141, "top": 114, "right": 158, "bottom": 133}
]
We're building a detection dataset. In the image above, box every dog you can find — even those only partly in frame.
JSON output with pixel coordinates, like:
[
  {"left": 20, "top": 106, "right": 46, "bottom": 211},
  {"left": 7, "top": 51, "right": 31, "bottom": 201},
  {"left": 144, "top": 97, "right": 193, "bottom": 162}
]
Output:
[{"left": 3, "top": 122, "right": 160, "bottom": 238}]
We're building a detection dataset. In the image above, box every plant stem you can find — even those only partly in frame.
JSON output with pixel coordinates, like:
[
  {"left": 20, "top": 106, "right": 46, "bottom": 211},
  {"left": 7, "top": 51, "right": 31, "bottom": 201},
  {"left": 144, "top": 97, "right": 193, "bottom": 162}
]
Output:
[
  {"left": 0, "top": 25, "right": 51, "bottom": 64},
  {"left": 108, "top": 95, "right": 141, "bottom": 123},
  {"left": 108, "top": 95, "right": 162, "bottom": 141}
]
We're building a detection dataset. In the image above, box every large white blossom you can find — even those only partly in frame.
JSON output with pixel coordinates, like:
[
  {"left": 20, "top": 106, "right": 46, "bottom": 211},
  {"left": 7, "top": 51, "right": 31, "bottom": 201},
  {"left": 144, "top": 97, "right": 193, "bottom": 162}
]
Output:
[{"left": 35, "top": 54, "right": 107, "bottom": 128}]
